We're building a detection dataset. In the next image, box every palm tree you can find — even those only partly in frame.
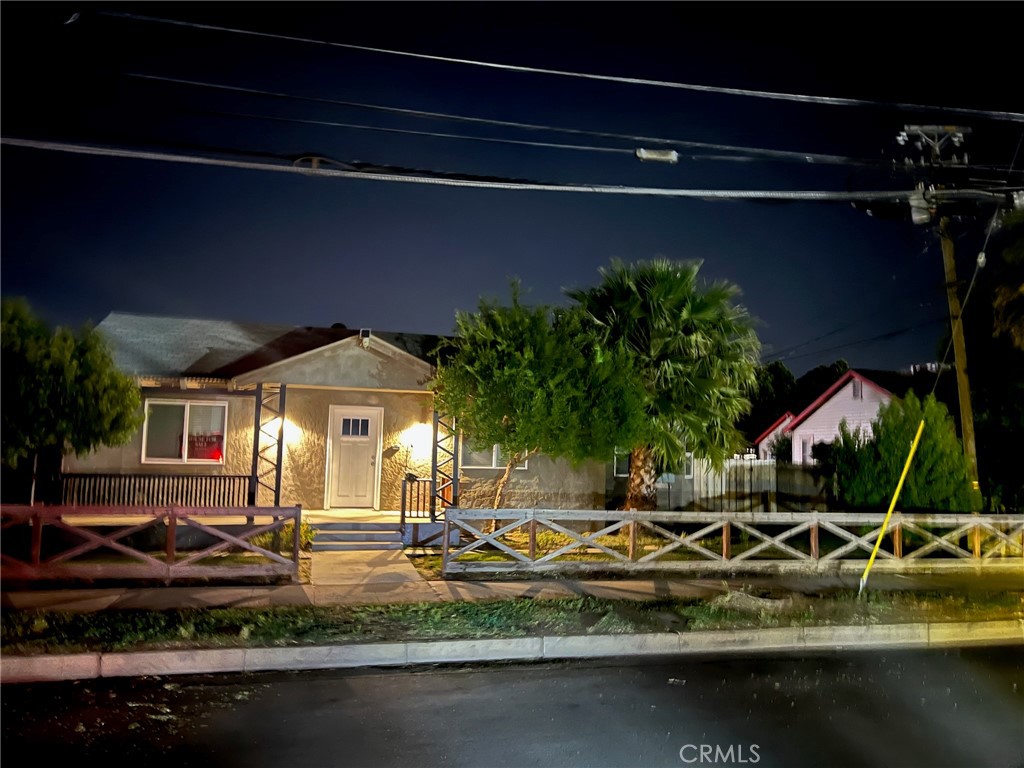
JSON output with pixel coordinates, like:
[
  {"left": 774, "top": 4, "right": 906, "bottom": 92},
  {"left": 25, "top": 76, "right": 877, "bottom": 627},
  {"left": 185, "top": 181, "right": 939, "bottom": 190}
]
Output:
[{"left": 567, "top": 259, "right": 760, "bottom": 510}]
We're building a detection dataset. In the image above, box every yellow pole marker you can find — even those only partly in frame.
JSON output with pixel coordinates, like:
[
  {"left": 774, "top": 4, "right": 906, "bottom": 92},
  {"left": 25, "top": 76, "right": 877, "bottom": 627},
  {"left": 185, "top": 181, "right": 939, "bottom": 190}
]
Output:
[{"left": 859, "top": 419, "right": 926, "bottom": 597}]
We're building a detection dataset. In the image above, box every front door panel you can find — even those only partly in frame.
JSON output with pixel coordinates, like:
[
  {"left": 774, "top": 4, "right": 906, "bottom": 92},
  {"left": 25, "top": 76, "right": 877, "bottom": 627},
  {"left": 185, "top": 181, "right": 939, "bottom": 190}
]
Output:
[{"left": 329, "top": 407, "right": 381, "bottom": 508}]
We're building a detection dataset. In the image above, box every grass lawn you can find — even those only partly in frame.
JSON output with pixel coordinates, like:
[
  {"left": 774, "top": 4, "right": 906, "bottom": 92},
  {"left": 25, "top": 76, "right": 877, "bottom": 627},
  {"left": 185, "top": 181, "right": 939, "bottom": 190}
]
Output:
[{"left": 2, "top": 590, "right": 1021, "bottom": 656}]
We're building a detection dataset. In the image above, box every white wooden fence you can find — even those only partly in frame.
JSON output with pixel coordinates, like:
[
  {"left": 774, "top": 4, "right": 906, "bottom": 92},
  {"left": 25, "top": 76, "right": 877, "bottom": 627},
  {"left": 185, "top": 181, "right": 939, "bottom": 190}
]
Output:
[{"left": 441, "top": 508, "right": 1024, "bottom": 576}]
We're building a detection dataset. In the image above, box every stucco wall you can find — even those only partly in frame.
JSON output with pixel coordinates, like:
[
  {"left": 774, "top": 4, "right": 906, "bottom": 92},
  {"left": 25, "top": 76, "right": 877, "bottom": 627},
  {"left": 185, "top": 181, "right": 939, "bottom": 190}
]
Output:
[
  {"left": 236, "top": 339, "right": 432, "bottom": 391},
  {"left": 65, "top": 392, "right": 254, "bottom": 476},
  {"left": 66, "top": 387, "right": 434, "bottom": 511},
  {"left": 277, "top": 388, "right": 433, "bottom": 510},
  {"left": 457, "top": 455, "right": 605, "bottom": 510}
]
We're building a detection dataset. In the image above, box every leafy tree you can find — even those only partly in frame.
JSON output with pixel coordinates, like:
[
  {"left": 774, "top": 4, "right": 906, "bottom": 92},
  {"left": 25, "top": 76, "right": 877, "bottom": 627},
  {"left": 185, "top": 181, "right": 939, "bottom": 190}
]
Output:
[
  {"left": 819, "top": 392, "right": 973, "bottom": 511},
  {"left": 962, "top": 210, "right": 1024, "bottom": 510},
  {"left": 1, "top": 299, "right": 142, "bottom": 503},
  {"left": 567, "top": 259, "right": 760, "bottom": 510},
  {"left": 989, "top": 210, "right": 1024, "bottom": 350},
  {"left": 768, "top": 433, "right": 792, "bottom": 461},
  {"left": 431, "top": 286, "right": 647, "bottom": 509}
]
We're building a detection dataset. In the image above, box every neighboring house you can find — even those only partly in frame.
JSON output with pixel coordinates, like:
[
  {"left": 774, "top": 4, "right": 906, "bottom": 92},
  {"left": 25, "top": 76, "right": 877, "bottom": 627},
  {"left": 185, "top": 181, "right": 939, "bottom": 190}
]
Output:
[
  {"left": 65, "top": 312, "right": 604, "bottom": 512},
  {"left": 785, "top": 370, "right": 892, "bottom": 464},
  {"left": 756, "top": 368, "right": 944, "bottom": 466}
]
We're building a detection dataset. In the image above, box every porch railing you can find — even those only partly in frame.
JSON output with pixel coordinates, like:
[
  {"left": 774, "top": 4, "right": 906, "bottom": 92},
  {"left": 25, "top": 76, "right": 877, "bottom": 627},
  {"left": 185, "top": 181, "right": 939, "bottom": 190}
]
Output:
[
  {"left": 62, "top": 473, "right": 249, "bottom": 507},
  {"left": 442, "top": 509, "right": 1024, "bottom": 576},
  {"left": 1, "top": 504, "right": 301, "bottom": 582},
  {"left": 401, "top": 474, "right": 436, "bottom": 524},
  {"left": 401, "top": 474, "right": 449, "bottom": 547}
]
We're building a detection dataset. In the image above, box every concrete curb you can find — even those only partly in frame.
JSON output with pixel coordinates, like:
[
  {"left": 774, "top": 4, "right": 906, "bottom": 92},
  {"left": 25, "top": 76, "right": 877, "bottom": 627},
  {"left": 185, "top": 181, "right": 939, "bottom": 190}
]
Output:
[{"left": 3, "top": 619, "right": 1021, "bottom": 684}]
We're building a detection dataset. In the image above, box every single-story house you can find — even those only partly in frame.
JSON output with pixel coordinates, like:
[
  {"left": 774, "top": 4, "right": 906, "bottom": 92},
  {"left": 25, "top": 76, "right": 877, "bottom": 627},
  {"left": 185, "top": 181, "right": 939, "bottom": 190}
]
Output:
[
  {"left": 756, "top": 368, "right": 949, "bottom": 465},
  {"left": 65, "top": 312, "right": 608, "bottom": 512}
]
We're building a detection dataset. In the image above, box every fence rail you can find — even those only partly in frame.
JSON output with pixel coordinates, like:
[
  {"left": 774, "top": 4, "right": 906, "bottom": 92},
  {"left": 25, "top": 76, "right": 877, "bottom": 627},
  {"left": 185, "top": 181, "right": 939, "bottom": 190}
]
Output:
[
  {"left": 62, "top": 473, "right": 250, "bottom": 507},
  {"left": 1, "top": 505, "right": 301, "bottom": 582},
  {"left": 441, "top": 509, "right": 1024, "bottom": 576}
]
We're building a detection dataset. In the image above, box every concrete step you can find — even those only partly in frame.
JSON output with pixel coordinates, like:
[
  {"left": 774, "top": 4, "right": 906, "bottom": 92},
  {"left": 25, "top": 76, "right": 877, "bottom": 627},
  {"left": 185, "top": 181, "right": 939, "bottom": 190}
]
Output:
[
  {"left": 312, "top": 541, "right": 404, "bottom": 552},
  {"left": 312, "top": 522, "right": 400, "bottom": 532},
  {"left": 314, "top": 531, "right": 402, "bottom": 543}
]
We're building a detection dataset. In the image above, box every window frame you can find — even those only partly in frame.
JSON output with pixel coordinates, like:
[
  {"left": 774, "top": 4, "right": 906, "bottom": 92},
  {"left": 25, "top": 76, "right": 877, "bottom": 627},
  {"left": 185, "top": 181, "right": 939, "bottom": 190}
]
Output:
[
  {"left": 613, "top": 447, "right": 630, "bottom": 478},
  {"left": 614, "top": 448, "right": 694, "bottom": 480},
  {"left": 141, "top": 398, "right": 228, "bottom": 465},
  {"left": 459, "top": 439, "right": 529, "bottom": 471}
]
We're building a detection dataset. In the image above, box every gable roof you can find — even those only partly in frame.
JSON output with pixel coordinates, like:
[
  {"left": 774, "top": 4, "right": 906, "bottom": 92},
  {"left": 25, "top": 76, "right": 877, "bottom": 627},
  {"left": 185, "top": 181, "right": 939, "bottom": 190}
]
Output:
[
  {"left": 785, "top": 370, "right": 893, "bottom": 433},
  {"left": 97, "top": 311, "right": 446, "bottom": 378},
  {"left": 753, "top": 411, "right": 795, "bottom": 446}
]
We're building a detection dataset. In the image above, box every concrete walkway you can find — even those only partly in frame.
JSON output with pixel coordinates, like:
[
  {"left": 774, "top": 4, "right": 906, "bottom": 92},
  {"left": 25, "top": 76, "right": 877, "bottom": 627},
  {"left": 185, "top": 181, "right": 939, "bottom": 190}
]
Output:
[{"left": 3, "top": 547, "right": 1022, "bottom": 613}]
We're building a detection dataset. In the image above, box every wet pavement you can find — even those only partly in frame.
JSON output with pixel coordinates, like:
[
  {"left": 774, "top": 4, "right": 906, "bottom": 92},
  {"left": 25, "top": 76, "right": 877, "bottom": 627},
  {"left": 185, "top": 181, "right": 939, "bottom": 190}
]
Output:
[{"left": 4, "top": 647, "right": 1022, "bottom": 768}]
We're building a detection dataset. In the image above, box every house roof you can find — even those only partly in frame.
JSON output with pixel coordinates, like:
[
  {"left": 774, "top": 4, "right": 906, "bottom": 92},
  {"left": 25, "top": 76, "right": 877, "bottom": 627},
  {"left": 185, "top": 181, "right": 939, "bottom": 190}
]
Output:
[
  {"left": 97, "top": 311, "right": 447, "bottom": 378},
  {"left": 782, "top": 368, "right": 953, "bottom": 434},
  {"left": 753, "top": 411, "right": 794, "bottom": 446},
  {"left": 784, "top": 370, "right": 891, "bottom": 432}
]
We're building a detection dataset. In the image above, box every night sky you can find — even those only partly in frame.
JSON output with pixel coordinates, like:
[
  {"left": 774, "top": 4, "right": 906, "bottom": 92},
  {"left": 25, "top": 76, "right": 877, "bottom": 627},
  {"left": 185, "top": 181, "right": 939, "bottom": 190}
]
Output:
[{"left": 2, "top": 3, "right": 1021, "bottom": 375}]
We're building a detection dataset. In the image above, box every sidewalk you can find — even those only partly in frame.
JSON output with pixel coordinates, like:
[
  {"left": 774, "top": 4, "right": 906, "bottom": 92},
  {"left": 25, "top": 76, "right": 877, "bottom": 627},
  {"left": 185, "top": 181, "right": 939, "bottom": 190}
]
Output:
[{"left": 3, "top": 549, "right": 1022, "bottom": 613}]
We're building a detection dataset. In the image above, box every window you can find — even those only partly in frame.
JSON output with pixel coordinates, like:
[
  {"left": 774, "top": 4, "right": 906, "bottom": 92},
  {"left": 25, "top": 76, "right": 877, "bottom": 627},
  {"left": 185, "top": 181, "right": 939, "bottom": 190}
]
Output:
[
  {"left": 613, "top": 448, "right": 630, "bottom": 478},
  {"left": 460, "top": 440, "right": 528, "bottom": 470},
  {"left": 143, "top": 399, "right": 227, "bottom": 464},
  {"left": 340, "top": 417, "right": 370, "bottom": 437},
  {"left": 852, "top": 379, "right": 863, "bottom": 400},
  {"left": 614, "top": 448, "right": 693, "bottom": 479},
  {"left": 682, "top": 452, "right": 694, "bottom": 480}
]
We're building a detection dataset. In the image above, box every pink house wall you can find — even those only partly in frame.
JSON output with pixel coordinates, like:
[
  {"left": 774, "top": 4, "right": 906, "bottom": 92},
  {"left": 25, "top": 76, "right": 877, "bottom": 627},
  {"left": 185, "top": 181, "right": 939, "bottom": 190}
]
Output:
[{"left": 790, "top": 380, "right": 891, "bottom": 464}]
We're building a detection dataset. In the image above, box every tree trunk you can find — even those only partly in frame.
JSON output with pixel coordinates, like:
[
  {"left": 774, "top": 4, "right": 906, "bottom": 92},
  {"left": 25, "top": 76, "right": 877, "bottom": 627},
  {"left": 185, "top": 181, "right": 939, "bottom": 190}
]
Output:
[
  {"left": 29, "top": 452, "right": 38, "bottom": 507},
  {"left": 484, "top": 456, "right": 519, "bottom": 533},
  {"left": 626, "top": 446, "right": 658, "bottom": 510},
  {"left": 493, "top": 456, "right": 518, "bottom": 510}
]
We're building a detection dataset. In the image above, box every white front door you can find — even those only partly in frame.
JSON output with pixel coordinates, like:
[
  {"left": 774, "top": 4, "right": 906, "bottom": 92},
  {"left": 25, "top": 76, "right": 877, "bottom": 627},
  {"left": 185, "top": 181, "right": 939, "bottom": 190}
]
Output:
[{"left": 328, "top": 406, "right": 382, "bottom": 508}]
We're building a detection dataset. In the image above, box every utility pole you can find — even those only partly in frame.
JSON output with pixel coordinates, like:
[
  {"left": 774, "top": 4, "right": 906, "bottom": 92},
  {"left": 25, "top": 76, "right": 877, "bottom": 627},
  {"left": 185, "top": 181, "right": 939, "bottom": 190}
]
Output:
[
  {"left": 938, "top": 216, "right": 979, "bottom": 490},
  {"left": 898, "top": 126, "right": 980, "bottom": 495}
]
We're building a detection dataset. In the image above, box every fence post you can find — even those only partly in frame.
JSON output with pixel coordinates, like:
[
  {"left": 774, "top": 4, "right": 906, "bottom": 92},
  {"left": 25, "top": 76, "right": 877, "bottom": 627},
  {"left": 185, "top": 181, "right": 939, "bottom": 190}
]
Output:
[
  {"left": 972, "top": 523, "right": 981, "bottom": 558},
  {"left": 722, "top": 521, "right": 731, "bottom": 560},
  {"left": 810, "top": 516, "right": 819, "bottom": 560},
  {"left": 166, "top": 511, "right": 177, "bottom": 565},
  {"left": 627, "top": 509, "right": 637, "bottom": 561},
  {"left": 441, "top": 513, "right": 452, "bottom": 576},
  {"left": 292, "top": 506, "right": 302, "bottom": 581},
  {"left": 528, "top": 519, "right": 537, "bottom": 560},
  {"left": 892, "top": 519, "right": 903, "bottom": 559},
  {"left": 30, "top": 512, "right": 42, "bottom": 565}
]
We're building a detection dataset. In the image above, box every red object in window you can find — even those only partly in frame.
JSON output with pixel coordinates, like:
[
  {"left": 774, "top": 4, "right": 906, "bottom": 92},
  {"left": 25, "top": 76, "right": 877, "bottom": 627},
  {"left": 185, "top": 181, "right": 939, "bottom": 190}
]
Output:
[{"left": 188, "top": 433, "right": 224, "bottom": 461}]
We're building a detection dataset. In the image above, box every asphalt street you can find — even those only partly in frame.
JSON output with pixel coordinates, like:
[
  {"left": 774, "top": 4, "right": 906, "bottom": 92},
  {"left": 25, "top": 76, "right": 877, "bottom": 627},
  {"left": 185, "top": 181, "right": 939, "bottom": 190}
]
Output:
[{"left": 3, "top": 648, "right": 1022, "bottom": 768}]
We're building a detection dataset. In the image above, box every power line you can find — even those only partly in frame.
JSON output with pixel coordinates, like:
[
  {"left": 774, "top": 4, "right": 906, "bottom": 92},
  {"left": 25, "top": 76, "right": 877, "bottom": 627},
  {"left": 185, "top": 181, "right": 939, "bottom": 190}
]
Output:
[
  {"left": 98, "top": 11, "right": 1024, "bottom": 124},
  {"left": 769, "top": 317, "right": 948, "bottom": 364},
  {"left": 202, "top": 110, "right": 634, "bottom": 156},
  {"left": 126, "top": 73, "right": 885, "bottom": 167},
  {"left": 6, "top": 137, "right": 1019, "bottom": 204}
]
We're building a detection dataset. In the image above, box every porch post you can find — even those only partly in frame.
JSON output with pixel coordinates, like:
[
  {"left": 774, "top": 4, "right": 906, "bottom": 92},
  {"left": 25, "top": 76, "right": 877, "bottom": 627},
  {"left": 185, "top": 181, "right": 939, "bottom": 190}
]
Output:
[
  {"left": 430, "top": 410, "right": 439, "bottom": 519},
  {"left": 273, "top": 385, "right": 287, "bottom": 506},
  {"left": 248, "top": 383, "right": 263, "bottom": 506}
]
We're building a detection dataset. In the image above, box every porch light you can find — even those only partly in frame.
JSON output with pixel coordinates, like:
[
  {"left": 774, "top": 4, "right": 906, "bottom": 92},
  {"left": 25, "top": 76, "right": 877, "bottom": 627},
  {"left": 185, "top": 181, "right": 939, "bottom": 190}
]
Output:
[
  {"left": 262, "top": 417, "right": 303, "bottom": 446},
  {"left": 400, "top": 422, "right": 434, "bottom": 462}
]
